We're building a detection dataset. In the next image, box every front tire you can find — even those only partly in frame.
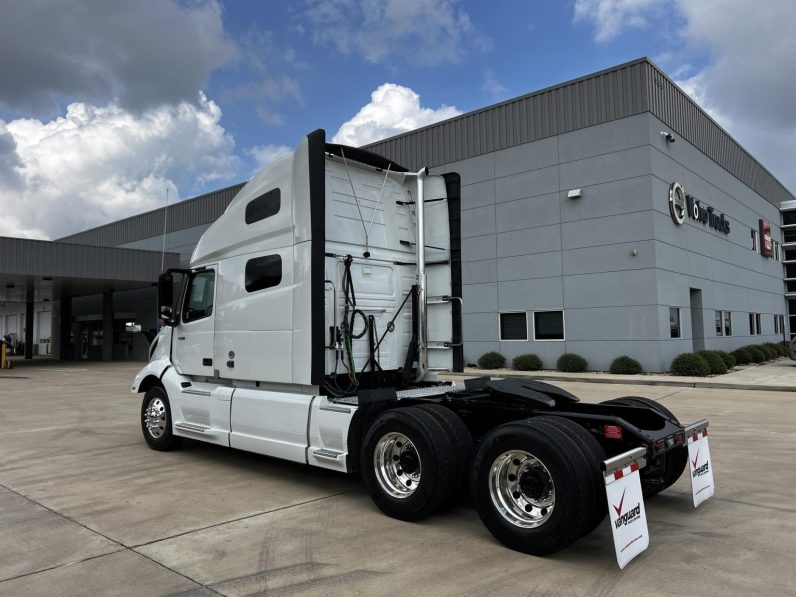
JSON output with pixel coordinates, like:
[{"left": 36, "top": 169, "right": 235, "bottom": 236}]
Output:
[
  {"left": 471, "top": 420, "right": 597, "bottom": 555},
  {"left": 361, "top": 407, "right": 456, "bottom": 521},
  {"left": 141, "top": 385, "right": 182, "bottom": 451}
]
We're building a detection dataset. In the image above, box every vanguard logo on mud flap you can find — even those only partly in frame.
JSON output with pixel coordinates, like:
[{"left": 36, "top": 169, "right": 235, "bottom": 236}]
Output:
[
  {"left": 612, "top": 489, "right": 642, "bottom": 529},
  {"left": 691, "top": 450, "right": 710, "bottom": 478}
]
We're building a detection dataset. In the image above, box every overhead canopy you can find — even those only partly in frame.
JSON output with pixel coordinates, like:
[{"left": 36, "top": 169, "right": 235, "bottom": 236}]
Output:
[{"left": 0, "top": 236, "right": 180, "bottom": 303}]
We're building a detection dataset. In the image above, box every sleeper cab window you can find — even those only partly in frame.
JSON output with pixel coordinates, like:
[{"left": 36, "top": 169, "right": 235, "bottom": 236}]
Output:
[
  {"left": 245, "top": 255, "right": 282, "bottom": 293},
  {"left": 183, "top": 270, "right": 215, "bottom": 322},
  {"left": 245, "top": 188, "right": 280, "bottom": 224}
]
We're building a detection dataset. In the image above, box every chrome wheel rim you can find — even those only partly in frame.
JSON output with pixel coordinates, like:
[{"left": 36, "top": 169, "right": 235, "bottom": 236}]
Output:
[
  {"left": 489, "top": 450, "right": 555, "bottom": 528},
  {"left": 144, "top": 397, "right": 167, "bottom": 439},
  {"left": 373, "top": 432, "right": 421, "bottom": 498}
]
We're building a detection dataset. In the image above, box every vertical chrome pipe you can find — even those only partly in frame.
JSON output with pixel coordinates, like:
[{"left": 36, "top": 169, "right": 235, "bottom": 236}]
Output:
[{"left": 414, "top": 167, "right": 428, "bottom": 381}]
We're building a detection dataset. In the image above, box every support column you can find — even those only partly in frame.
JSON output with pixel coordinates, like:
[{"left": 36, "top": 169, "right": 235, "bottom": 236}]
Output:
[
  {"left": 24, "top": 279, "right": 34, "bottom": 359},
  {"left": 102, "top": 290, "right": 114, "bottom": 362},
  {"left": 56, "top": 295, "right": 72, "bottom": 360}
]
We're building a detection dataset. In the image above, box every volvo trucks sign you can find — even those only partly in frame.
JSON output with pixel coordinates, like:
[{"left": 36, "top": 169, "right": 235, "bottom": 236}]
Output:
[{"left": 669, "top": 182, "right": 730, "bottom": 234}]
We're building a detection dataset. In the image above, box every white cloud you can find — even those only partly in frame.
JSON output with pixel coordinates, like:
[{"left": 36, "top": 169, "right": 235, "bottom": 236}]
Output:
[
  {"left": 482, "top": 70, "right": 507, "bottom": 100},
  {"left": 0, "top": 0, "right": 237, "bottom": 116},
  {"left": 248, "top": 144, "right": 293, "bottom": 170},
  {"left": 303, "top": 0, "right": 491, "bottom": 65},
  {"left": 573, "top": 0, "right": 658, "bottom": 42},
  {"left": 672, "top": 0, "right": 796, "bottom": 192},
  {"left": 0, "top": 94, "right": 239, "bottom": 240},
  {"left": 331, "top": 84, "right": 461, "bottom": 146}
]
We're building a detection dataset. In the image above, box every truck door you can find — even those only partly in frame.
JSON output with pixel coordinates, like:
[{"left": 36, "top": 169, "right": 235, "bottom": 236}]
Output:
[{"left": 173, "top": 268, "right": 216, "bottom": 377}]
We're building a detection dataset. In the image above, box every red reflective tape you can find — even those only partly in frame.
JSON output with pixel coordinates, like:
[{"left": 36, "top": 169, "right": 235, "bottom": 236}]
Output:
[
  {"left": 704, "top": 429, "right": 709, "bottom": 437},
  {"left": 614, "top": 470, "right": 623, "bottom": 480},
  {"left": 630, "top": 462, "right": 639, "bottom": 473},
  {"left": 693, "top": 433, "right": 699, "bottom": 442}
]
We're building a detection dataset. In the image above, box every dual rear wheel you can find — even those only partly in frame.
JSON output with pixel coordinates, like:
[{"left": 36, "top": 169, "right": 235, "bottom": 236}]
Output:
[{"left": 361, "top": 408, "right": 605, "bottom": 555}]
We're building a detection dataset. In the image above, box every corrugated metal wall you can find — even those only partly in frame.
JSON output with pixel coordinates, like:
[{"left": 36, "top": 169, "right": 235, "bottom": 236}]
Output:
[
  {"left": 366, "top": 58, "right": 793, "bottom": 206},
  {"left": 644, "top": 62, "right": 793, "bottom": 206},
  {"left": 366, "top": 60, "right": 649, "bottom": 171},
  {"left": 57, "top": 183, "right": 246, "bottom": 247},
  {"left": 0, "top": 237, "right": 180, "bottom": 280}
]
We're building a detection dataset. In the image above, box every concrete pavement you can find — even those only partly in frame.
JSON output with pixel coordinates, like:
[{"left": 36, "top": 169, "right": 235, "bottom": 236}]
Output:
[{"left": 1, "top": 362, "right": 795, "bottom": 596}]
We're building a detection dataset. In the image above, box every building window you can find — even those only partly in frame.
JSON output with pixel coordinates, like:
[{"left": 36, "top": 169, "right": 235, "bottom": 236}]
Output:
[
  {"left": 533, "top": 311, "right": 565, "bottom": 341},
  {"left": 245, "top": 255, "right": 282, "bottom": 292},
  {"left": 183, "top": 270, "right": 215, "bottom": 322},
  {"left": 724, "top": 311, "right": 732, "bottom": 336},
  {"left": 714, "top": 310, "right": 723, "bottom": 336},
  {"left": 751, "top": 229, "right": 757, "bottom": 251},
  {"left": 245, "top": 188, "right": 281, "bottom": 224},
  {"left": 774, "top": 240, "right": 781, "bottom": 261},
  {"left": 756, "top": 313, "right": 762, "bottom": 335},
  {"left": 500, "top": 312, "right": 528, "bottom": 341},
  {"left": 781, "top": 315, "right": 786, "bottom": 335},
  {"left": 670, "top": 307, "right": 681, "bottom": 339},
  {"left": 775, "top": 314, "right": 780, "bottom": 334},
  {"left": 749, "top": 313, "right": 756, "bottom": 335}
]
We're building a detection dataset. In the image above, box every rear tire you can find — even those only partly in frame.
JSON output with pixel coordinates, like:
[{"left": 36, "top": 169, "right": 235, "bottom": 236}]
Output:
[
  {"left": 415, "top": 403, "right": 473, "bottom": 501},
  {"left": 361, "top": 407, "right": 457, "bottom": 521},
  {"left": 141, "top": 385, "right": 182, "bottom": 451},
  {"left": 532, "top": 416, "right": 607, "bottom": 536},
  {"left": 471, "top": 419, "right": 597, "bottom": 555},
  {"left": 602, "top": 396, "right": 687, "bottom": 497}
]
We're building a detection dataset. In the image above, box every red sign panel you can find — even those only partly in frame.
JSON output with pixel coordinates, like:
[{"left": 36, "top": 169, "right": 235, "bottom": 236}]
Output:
[{"left": 760, "top": 219, "right": 772, "bottom": 257}]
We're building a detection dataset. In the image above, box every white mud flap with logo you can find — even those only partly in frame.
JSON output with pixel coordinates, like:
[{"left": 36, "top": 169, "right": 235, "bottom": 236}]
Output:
[
  {"left": 685, "top": 419, "right": 714, "bottom": 508},
  {"left": 603, "top": 447, "right": 649, "bottom": 569}
]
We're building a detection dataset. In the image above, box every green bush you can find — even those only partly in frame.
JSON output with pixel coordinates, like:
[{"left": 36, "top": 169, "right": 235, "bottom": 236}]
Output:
[
  {"left": 763, "top": 343, "right": 782, "bottom": 359},
  {"left": 670, "top": 352, "right": 710, "bottom": 377},
  {"left": 697, "top": 351, "right": 728, "bottom": 375},
  {"left": 745, "top": 345, "right": 767, "bottom": 363},
  {"left": 512, "top": 353, "right": 543, "bottom": 371},
  {"left": 609, "top": 355, "right": 643, "bottom": 375},
  {"left": 781, "top": 341, "right": 791, "bottom": 356},
  {"left": 731, "top": 347, "right": 753, "bottom": 365},
  {"left": 756, "top": 344, "right": 776, "bottom": 361},
  {"left": 477, "top": 351, "right": 506, "bottom": 369},
  {"left": 557, "top": 353, "right": 588, "bottom": 372},
  {"left": 714, "top": 350, "right": 736, "bottom": 369}
]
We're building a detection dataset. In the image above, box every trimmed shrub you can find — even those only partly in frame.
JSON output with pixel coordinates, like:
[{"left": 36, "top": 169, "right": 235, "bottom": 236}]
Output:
[
  {"left": 697, "top": 351, "right": 728, "bottom": 375},
  {"left": 557, "top": 353, "right": 588, "bottom": 372},
  {"left": 731, "top": 347, "right": 753, "bottom": 365},
  {"left": 609, "top": 355, "right": 643, "bottom": 375},
  {"left": 764, "top": 343, "right": 782, "bottom": 359},
  {"left": 745, "top": 345, "right": 767, "bottom": 363},
  {"left": 477, "top": 351, "right": 506, "bottom": 369},
  {"left": 757, "top": 344, "right": 777, "bottom": 361},
  {"left": 671, "top": 352, "right": 710, "bottom": 377},
  {"left": 714, "top": 350, "right": 736, "bottom": 370},
  {"left": 781, "top": 341, "right": 791, "bottom": 356},
  {"left": 513, "top": 353, "right": 543, "bottom": 371}
]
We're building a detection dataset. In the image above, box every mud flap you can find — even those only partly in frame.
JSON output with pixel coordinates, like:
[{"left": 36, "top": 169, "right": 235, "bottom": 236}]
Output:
[
  {"left": 603, "top": 447, "right": 650, "bottom": 569},
  {"left": 685, "top": 419, "right": 714, "bottom": 508}
]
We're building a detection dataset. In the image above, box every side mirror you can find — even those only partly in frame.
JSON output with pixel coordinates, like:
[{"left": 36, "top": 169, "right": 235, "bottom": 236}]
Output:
[
  {"left": 160, "top": 305, "right": 175, "bottom": 325},
  {"left": 158, "top": 272, "right": 178, "bottom": 326}
]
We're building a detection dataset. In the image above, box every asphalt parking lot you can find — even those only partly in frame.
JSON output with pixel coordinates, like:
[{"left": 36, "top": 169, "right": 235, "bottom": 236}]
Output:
[{"left": 1, "top": 362, "right": 795, "bottom": 596}]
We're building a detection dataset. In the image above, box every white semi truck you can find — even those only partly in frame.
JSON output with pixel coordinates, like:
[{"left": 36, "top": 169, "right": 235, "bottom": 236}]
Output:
[{"left": 133, "top": 129, "right": 711, "bottom": 557}]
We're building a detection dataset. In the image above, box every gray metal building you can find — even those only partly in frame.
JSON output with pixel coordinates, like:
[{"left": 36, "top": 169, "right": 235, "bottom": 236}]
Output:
[{"left": 6, "top": 58, "right": 791, "bottom": 370}]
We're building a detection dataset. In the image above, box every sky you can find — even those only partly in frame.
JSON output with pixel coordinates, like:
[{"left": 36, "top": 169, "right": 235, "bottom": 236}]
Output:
[{"left": 1, "top": 0, "right": 794, "bottom": 240}]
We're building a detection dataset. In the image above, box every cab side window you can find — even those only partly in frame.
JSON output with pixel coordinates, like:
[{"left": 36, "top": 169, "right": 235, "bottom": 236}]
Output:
[{"left": 183, "top": 270, "right": 215, "bottom": 322}]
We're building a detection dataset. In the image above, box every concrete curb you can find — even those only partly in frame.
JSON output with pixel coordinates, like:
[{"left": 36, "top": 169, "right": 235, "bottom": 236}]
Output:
[{"left": 445, "top": 370, "right": 796, "bottom": 392}]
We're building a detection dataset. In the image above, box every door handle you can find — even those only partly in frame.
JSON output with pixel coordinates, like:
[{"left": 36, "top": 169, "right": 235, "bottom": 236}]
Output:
[{"left": 177, "top": 336, "right": 186, "bottom": 340}]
